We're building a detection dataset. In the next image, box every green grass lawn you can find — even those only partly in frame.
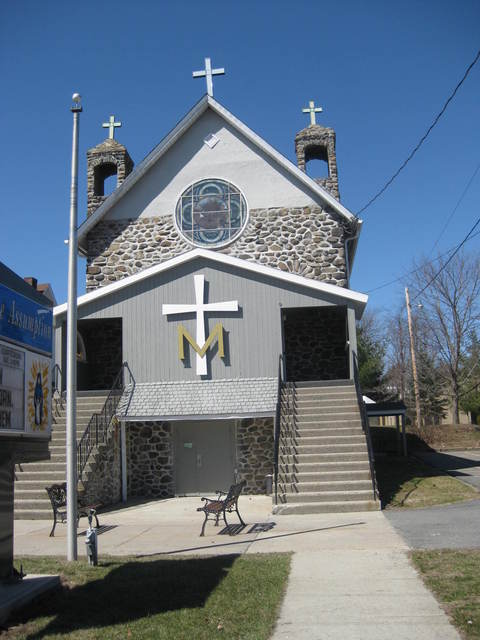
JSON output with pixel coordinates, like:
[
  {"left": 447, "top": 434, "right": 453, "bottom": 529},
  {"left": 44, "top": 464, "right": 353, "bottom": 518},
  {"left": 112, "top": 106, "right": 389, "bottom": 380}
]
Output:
[
  {"left": 375, "top": 455, "right": 479, "bottom": 509},
  {"left": 3, "top": 554, "right": 290, "bottom": 640},
  {"left": 412, "top": 550, "right": 480, "bottom": 638}
]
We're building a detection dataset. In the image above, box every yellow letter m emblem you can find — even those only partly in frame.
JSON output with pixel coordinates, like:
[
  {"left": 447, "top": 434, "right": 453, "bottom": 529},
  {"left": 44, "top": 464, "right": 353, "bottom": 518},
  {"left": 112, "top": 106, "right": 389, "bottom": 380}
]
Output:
[{"left": 178, "top": 323, "right": 225, "bottom": 361}]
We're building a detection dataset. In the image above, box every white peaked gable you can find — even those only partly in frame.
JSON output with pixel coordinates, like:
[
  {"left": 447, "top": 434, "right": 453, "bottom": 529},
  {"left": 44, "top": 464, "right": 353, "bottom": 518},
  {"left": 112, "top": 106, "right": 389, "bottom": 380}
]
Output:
[
  {"left": 78, "top": 96, "right": 360, "bottom": 248},
  {"left": 102, "top": 109, "right": 321, "bottom": 221}
]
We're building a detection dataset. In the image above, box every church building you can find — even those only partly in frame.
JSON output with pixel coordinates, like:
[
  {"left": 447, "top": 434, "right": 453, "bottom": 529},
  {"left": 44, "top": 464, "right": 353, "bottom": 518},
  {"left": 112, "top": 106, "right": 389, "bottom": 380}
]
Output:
[{"left": 52, "top": 60, "right": 377, "bottom": 514}]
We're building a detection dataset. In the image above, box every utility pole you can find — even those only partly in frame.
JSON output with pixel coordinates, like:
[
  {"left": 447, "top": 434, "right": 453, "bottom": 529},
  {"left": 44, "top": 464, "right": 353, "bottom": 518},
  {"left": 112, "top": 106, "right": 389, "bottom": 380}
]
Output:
[
  {"left": 67, "top": 93, "right": 82, "bottom": 561},
  {"left": 405, "top": 287, "right": 422, "bottom": 430}
]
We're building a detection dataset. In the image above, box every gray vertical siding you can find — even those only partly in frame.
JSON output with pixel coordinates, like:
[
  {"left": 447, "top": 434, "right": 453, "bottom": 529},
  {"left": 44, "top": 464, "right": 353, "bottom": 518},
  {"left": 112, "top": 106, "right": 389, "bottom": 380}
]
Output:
[{"left": 55, "top": 258, "right": 359, "bottom": 383}]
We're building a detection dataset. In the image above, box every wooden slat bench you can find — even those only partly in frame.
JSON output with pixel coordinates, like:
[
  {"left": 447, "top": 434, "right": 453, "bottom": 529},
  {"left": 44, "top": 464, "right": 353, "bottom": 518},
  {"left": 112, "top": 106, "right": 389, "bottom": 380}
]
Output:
[
  {"left": 45, "top": 482, "right": 100, "bottom": 537},
  {"left": 197, "top": 479, "right": 246, "bottom": 537}
]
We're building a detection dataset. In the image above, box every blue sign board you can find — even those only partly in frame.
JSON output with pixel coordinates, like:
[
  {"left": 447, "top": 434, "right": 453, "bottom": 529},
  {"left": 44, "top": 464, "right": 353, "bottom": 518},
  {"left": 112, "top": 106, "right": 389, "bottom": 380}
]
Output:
[{"left": 0, "top": 283, "right": 52, "bottom": 355}]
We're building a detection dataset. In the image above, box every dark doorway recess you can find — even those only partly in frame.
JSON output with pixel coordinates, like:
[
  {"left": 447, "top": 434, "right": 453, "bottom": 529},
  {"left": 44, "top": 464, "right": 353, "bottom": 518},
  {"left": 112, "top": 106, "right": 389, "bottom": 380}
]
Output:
[
  {"left": 77, "top": 318, "right": 122, "bottom": 391},
  {"left": 282, "top": 306, "right": 348, "bottom": 382}
]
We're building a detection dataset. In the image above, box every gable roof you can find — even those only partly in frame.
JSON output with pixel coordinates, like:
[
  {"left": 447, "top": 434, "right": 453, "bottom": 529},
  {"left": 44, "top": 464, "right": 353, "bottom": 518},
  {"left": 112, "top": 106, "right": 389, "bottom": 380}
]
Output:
[
  {"left": 78, "top": 95, "right": 362, "bottom": 253},
  {"left": 54, "top": 248, "right": 368, "bottom": 318}
]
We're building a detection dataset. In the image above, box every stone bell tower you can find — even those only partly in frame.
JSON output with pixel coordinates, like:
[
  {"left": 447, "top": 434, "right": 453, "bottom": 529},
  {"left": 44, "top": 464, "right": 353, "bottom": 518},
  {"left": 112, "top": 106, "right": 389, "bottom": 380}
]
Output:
[
  {"left": 295, "top": 101, "right": 340, "bottom": 200},
  {"left": 87, "top": 115, "right": 134, "bottom": 217}
]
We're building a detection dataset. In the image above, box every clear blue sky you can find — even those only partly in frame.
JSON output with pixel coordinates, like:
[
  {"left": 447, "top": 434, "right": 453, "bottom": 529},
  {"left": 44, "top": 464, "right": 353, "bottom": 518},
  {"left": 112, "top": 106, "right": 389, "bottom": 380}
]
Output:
[{"left": 1, "top": 0, "right": 479, "bottom": 315}]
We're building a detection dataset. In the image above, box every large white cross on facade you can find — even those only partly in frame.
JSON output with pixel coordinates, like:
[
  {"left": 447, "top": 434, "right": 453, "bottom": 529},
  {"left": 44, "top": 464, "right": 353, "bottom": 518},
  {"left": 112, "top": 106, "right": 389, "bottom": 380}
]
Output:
[
  {"left": 162, "top": 275, "right": 238, "bottom": 375},
  {"left": 192, "top": 57, "right": 225, "bottom": 97}
]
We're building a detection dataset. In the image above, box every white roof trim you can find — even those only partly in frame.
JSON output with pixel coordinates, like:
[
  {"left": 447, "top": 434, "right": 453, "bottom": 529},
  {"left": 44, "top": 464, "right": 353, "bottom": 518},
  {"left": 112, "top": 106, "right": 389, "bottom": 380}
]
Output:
[
  {"left": 78, "top": 95, "right": 359, "bottom": 247},
  {"left": 118, "top": 412, "right": 275, "bottom": 422},
  {"left": 54, "top": 248, "right": 368, "bottom": 317}
]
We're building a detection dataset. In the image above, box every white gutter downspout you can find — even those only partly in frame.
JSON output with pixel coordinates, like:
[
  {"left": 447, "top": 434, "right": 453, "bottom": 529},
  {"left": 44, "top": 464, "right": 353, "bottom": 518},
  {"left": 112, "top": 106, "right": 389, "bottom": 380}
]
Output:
[{"left": 345, "top": 233, "right": 361, "bottom": 288}]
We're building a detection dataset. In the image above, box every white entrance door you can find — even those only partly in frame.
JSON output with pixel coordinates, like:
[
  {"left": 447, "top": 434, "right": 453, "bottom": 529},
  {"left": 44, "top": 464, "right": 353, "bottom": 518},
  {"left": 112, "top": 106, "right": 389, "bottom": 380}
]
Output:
[{"left": 174, "top": 421, "right": 235, "bottom": 495}]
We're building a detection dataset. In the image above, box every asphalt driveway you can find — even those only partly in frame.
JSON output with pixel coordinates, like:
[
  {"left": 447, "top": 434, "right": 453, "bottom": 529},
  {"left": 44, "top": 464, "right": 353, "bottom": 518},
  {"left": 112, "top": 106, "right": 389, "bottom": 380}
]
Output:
[
  {"left": 385, "top": 498, "right": 480, "bottom": 549},
  {"left": 416, "top": 449, "right": 480, "bottom": 490}
]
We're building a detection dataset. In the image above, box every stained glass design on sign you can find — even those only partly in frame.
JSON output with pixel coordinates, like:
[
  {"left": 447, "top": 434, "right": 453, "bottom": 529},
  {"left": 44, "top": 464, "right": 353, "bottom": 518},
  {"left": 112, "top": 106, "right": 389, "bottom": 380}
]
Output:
[{"left": 176, "top": 179, "right": 247, "bottom": 247}]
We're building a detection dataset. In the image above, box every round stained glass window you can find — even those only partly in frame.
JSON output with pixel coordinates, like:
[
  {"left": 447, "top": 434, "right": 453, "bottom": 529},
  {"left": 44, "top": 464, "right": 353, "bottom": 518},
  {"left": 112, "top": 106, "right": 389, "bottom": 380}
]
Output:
[{"left": 175, "top": 179, "right": 248, "bottom": 247}]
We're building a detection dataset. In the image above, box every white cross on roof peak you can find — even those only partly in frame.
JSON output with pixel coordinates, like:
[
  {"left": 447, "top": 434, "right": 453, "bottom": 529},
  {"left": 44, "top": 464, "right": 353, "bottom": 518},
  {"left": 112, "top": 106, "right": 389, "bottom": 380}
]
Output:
[{"left": 192, "top": 57, "right": 225, "bottom": 97}]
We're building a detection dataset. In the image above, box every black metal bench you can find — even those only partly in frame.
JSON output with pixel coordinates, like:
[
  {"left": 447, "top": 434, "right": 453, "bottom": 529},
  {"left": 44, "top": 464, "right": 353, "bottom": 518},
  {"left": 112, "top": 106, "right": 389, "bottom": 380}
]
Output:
[
  {"left": 197, "top": 479, "right": 246, "bottom": 537},
  {"left": 45, "top": 482, "right": 100, "bottom": 537}
]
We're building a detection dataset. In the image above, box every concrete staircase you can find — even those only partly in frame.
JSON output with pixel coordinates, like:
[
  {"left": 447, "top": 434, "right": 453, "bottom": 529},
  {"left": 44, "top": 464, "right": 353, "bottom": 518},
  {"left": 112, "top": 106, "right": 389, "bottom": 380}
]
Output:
[
  {"left": 14, "top": 393, "right": 108, "bottom": 520},
  {"left": 273, "top": 380, "right": 379, "bottom": 515}
]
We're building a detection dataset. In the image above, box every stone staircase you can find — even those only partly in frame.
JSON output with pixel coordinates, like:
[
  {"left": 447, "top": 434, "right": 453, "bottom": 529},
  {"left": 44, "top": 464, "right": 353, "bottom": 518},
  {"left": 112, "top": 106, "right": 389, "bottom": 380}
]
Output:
[
  {"left": 273, "top": 380, "right": 379, "bottom": 515},
  {"left": 14, "top": 393, "right": 108, "bottom": 519}
]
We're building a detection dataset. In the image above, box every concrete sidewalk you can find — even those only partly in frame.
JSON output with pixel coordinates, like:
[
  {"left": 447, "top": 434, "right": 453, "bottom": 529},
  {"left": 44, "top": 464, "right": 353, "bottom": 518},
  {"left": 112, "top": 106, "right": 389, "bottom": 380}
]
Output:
[{"left": 14, "top": 497, "right": 460, "bottom": 639}]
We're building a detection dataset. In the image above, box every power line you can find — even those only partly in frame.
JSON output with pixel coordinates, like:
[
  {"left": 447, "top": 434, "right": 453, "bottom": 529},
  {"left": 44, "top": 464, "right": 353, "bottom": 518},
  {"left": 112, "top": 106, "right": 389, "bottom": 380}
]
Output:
[
  {"left": 365, "top": 228, "right": 480, "bottom": 294},
  {"left": 412, "top": 213, "right": 480, "bottom": 301},
  {"left": 357, "top": 48, "right": 480, "bottom": 216},
  {"left": 431, "top": 160, "right": 480, "bottom": 253}
]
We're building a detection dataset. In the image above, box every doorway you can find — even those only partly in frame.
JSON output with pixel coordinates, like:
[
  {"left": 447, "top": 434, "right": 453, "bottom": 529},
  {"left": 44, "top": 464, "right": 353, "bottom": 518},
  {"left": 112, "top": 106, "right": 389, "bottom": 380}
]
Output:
[
  {"left": 282, "top": 306, "right": 348, "bottom": 381},
  {"left": 174, "top": 421, "right": 235, "bottom": 495}
]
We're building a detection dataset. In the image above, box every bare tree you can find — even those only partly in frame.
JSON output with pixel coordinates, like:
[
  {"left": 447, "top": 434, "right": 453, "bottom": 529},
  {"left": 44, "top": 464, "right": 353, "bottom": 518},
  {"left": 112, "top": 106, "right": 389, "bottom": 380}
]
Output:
[
  {"left": 410, "top": 252, "right": 480, "bottom": 424},
  {"left": 385, "top": 306, "right": 410, "bottom": 401}
]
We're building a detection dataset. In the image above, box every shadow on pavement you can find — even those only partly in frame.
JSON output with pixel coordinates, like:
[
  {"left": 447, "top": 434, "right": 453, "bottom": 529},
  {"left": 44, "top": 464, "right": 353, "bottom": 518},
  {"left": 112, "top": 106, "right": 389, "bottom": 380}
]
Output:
[{"left": 136, "top": 521, "right": 366, "bottom": 557}]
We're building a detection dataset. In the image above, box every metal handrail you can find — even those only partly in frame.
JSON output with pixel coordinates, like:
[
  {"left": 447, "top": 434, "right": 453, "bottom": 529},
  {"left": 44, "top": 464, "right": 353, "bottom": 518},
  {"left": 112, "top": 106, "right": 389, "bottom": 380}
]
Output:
[
  {"left": 77, "top": 362, "right": 135, "bottom": 484},
  {"left": 274, "top": 354, "right": 298, "bottom": 505},
  {"left": 52, "top": 364, "right": 62, "bottom": 395},
  {"left": 274, "top": 354, "right": 284, "bottom": 505},
  {"left": 352, "top": 352, "right": 378, "bottom": 501}
]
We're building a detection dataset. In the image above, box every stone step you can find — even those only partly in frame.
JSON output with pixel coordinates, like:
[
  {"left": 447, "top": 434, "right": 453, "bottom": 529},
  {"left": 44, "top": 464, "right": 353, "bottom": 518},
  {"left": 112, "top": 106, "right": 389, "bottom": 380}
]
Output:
[
  {"left": 291, "top": 385, "right": 354, "bottom": 394},
  {"left": 20, "top": 462, "right": 66, "bottom": 472},
  {"left": 50, "top": 434, "right": 87, "bottom": 444},
  {"left": 14, "top": 498, "right": 52, "bottom": 510},
  {"left": 296, "top": 412, "right": 360, "bottom": 421},
  {"left": 294, "top": 404, "right": 360, "bottom": 414},
  {"left": 15, "top": 488, "right": 52, "bottom": 500},
  {"left": 14, "top": 471, "right": 66, "bottom": 482},
  {"left": 292, "top": 427, "right": 363, "bottom": 437},
  {"left": 288, "top": 435, "right": 365, "bottom": 445},
  {"left": 14, "top": 509, "right": 52, "bottom": 520},
  {"left": 290, "top": 392, "right": 358, "bottom": 402},
  {"left": 279, "top": 480, "right": 374, "bottom": 493},
  {"left": 278, "top": 489, "right": 374, "bottom": 504},
  {"left": 48, "top": 453, "right": 66, "bottom": 462},
  {"left": 50, "top": 417, "right": 97, "bottom": 428},
  {"left": 293, "top": 419, "right": 362, "bottom": 429},
  {"left": 272, "top": 500, "right": 380, "bottom": 515},
  {"left": 293, "top": 443, "right": 368, "bottom": 455},
  {"left": 280, "top": 452, "right": 370, "bottom": 464},
  {"left": 280, "top": 469, "right": 372, "bottom": 482},
  {"left": 293, "top": 396, "right": 358, "bottom": 405}
]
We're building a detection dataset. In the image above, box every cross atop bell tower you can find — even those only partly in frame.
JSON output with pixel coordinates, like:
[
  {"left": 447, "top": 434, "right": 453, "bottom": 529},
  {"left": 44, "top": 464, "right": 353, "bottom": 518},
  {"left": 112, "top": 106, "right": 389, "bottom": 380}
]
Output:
[
  {"left": 102, "top": 115, "right": 122, "bottom": 140},
  {"left": 86, "top": 116, "right": 133, "bottom": 217},
  {"left": 295, "top": 100, "right": 340, "bottom": 200},
  {"left": 302, "top": 100, "right": 323, "bottom": 126}
]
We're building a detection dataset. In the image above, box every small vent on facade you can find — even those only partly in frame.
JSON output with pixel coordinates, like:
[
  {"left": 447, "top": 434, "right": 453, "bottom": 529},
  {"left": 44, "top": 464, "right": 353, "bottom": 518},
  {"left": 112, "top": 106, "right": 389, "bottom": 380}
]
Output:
[{"left": 203, "top": 133, "right": 219, "bottom": 149}]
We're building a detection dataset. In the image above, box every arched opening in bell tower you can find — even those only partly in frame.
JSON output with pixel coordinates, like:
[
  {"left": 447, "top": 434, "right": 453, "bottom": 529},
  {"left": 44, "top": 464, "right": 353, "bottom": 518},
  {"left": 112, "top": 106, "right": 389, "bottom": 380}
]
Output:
[
  {"left": 93, "top": 162, "right": 118, "bottom": 197},
  {"left": 305, "top": 144, "right": 329, "bottom": 179}
]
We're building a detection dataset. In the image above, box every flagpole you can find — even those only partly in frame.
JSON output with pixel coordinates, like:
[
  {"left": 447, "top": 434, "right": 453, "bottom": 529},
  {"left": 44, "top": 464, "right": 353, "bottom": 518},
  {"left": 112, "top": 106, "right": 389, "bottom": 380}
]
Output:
[{"left": 67, "top": 93, "right": 82, "bottom": 561}]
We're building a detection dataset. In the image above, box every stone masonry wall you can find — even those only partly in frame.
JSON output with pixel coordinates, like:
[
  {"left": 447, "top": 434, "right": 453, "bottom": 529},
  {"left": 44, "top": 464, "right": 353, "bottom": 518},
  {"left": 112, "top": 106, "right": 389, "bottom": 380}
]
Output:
[
  {"left": 86, "top": 206, "right": 351, "bottom": 291},
  {"left": 82, "top": 424, "right": 122, "bottom": 506},
  {"left": 127, "top": 421, "right": 174, "bottom": 498},
  {"left": 236, "top": 417, "right": 274, "bottom": 494}
]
